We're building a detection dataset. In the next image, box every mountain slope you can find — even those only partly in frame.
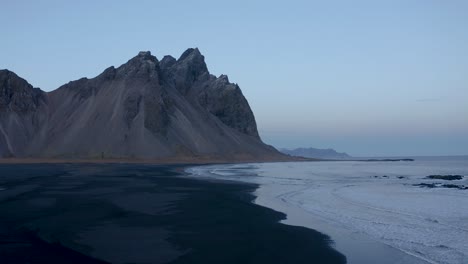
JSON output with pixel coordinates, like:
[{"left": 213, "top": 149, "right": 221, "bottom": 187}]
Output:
[
  {"left": 0, "top": 49, "right": 282, "bottom": 160},
  {"left": 0, "top": 70, "right": 48, "bottom": 157}
]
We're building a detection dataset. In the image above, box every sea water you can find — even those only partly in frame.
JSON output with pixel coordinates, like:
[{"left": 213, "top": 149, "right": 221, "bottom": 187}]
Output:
[{"left": 187, "top": 156, "right": 468, "bottom": 264}]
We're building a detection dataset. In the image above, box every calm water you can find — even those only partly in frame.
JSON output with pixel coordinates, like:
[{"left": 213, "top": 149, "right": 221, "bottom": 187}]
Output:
[{"left": 188, "top": 156, "right": 468, "bottom": 264}]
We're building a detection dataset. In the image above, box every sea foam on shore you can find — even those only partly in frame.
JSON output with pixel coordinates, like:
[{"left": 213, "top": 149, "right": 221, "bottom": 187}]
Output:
[{"left": 187, "top": 157, "right": 468, "bottom": 264}]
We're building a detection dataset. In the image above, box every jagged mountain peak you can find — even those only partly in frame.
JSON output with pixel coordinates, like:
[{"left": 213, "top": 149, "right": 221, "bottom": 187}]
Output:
[
  {"left": 137, "top": 50, "right": 152, "bottom": 57},
  {"left": 178, "top": 48, "right": 202, "bottom": 61},
  {"left": 176, "top": 48, "right": 208, "bottom": 74},
  {"left": 0, "top": 69, "right": 12, "bottom": 75},
  {"left": 217, "top": 74, "right": 230, "bottom": 83},
  {"left": 0, "top": 69, "right": 24, "bottom": 82},
  {"left": 160, "top": 55, "right": 177, "bottom": 69},
  {"left": 0, "top": 49, "right": 284, "bottom": 160},
  {"left": 114, "top": 51, "right": 160, "bottom": 79},
  {"left": 125, "top": 50, "right": 159, "bottom": 65},
  {"left": 0, "top": 69, "right": 46, "bottom": 113}
]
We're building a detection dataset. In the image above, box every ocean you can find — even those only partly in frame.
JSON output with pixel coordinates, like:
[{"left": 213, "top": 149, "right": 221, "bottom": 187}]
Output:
[{"left": 187, "top": 156, "right": 468, "bottom": 264}]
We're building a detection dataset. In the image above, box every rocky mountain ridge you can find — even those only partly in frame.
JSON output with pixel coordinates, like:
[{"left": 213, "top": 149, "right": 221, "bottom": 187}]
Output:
[
  {"left": 280, "top": 147, "right": 351, "bottom": 160},
  {"left": 0, "top": 48, "right": 282, "bottom": 160}
]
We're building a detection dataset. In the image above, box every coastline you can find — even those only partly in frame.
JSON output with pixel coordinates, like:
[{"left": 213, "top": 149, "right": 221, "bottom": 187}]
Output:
[
  {"left": 186, "top": 161, "right": 468, "bottom": 264},
  {"left": 252, "top": 183, "right": 430, "bottom": 264},
  {"left": 0, "top": 155, "right": 308, "bottom": 164},
  {"left": 0, "top": 162, "right": 345, "bottom": 264}
]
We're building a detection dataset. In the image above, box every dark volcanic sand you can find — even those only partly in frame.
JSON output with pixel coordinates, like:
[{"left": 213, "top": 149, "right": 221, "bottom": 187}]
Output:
[{"left": 0, "top": 164, "right": 345, "bottom": 264}]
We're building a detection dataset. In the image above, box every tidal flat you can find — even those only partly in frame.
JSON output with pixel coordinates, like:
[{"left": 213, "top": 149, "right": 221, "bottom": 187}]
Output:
[{"left": 0, "top": 163, "right": 345, "bottom": 264}]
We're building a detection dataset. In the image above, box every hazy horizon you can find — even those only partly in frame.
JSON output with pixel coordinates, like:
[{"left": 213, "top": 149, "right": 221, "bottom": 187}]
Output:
[{"left": 1, "top": 0, "right": 467, "bottom": 157}]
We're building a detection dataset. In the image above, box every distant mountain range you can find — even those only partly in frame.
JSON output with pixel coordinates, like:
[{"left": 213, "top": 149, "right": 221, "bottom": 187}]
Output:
[
  {"left": 280, "top": 147, "right": 352, "bottom": 160},
  {"left": 0, "top": 48, "right": 284, "bottom": 161}
]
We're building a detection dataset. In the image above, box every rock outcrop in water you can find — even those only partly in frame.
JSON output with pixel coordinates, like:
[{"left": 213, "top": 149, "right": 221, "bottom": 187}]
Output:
[{"left": 0, "top": 49, "right": 282, "bottom": 160}]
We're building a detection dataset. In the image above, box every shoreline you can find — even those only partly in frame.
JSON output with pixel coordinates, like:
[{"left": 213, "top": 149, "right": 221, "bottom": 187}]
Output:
[
  {"left": 0, "top": 156, "right": 309, "bottom": 164},
  {"left": 0, "top": 156, "right": 419, "bottom": 165},
  {"left": 0, "top": 163, "right": 345, "bottom": 264},
  {"left": 252, "top": 184, "right": 430, "bottom": 264},
  {"left": 185, "top": 162, "right": 437, "bottom": 264}
]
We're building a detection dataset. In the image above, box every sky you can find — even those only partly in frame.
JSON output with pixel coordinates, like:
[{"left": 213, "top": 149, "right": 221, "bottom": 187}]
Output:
[{"left": 1, "top": 0, "right": 467, "bottom": 156}]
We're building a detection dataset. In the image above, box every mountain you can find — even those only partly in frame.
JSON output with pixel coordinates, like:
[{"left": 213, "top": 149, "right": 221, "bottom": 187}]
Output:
[
  {"left": 280, "top": 147, "right": 352, "bottom": 160},
  {"left": 0, "top": 48, "right": 284, "bottom": 161}
]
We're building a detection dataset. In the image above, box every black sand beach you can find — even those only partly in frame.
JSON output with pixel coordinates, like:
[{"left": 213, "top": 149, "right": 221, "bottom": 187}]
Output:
[{"left": 0, "top": 163, "right": 345, "bottom": 264}]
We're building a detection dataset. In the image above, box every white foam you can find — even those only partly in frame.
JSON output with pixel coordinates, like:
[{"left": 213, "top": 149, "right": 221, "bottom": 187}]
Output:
[{"left": 187, "top": 158, "right": 468, "bottom": 264}]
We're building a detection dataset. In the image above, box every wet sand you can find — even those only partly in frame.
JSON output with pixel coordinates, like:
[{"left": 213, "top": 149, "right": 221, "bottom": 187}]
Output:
[{"left": 0, "top": 163, "right": 345, "bottom": 264}]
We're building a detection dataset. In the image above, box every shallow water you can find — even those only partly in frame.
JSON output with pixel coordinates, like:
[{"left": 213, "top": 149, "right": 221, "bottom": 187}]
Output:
[{"left": 187, "top": 156, "right": 468, "bottom": 264}]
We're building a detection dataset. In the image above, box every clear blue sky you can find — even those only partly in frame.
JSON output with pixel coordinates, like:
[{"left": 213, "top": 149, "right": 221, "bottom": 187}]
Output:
[{"left": 1, "top": 0, "right": 467, "bottom": 156}]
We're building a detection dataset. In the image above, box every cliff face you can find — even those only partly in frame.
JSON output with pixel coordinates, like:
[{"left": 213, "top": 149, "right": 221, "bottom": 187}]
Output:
[
  {"left": 0, "top": 70, "right": 48, "bottom": 157},
  {"left": 0, "top": 49, "right": 281, "bottom": 160}
]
